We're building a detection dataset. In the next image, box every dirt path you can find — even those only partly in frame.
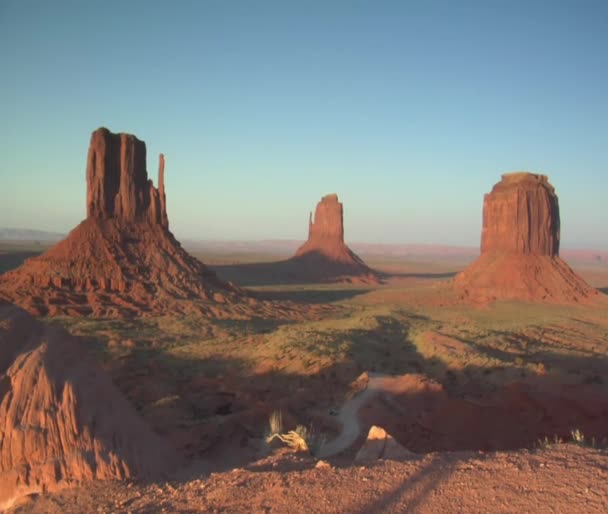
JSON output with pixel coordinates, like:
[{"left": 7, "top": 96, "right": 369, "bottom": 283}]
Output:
[{"left": 318, "top": 372, "right": 389, "bottom": 458}]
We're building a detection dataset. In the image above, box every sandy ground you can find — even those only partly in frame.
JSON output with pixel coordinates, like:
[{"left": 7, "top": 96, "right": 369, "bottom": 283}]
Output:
[
  {"left": 10, "top": 445, "right": 608, "bottom": 513},
  {"left": 2, "top": 245, "right": 608, "bottom": 513}
]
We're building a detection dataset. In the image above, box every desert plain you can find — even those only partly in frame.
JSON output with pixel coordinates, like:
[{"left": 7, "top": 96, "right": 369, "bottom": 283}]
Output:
[
  {"left": 0, "top": 129, "right": 607, "bottom": 514},
  {"left": 2, "top": 224, "right": 608, "bottom": 512}
]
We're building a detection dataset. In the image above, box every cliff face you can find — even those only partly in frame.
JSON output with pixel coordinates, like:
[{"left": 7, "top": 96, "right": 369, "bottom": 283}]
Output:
[
  {"left": 86, "top": 128, "right": 168, "bottom": 227},
  {"left": 454, "top": 172, "right": 597, "bottom": 304},
  {"left": 481, "top": 173, "right": 560, "bottom": 256},
  {"left": 0, "top": 304, "right": 176, "bottom": 510},
  {"left": 305, "top": 193, "right": 344, "bottom": 246}
]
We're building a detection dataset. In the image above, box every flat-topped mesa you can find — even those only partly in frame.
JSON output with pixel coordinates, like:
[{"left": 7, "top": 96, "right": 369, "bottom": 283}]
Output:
[
  {"left": 481, "top": 172, "right": 560, "bottom": 256},
  {"left": 86, "top": 127, "right": 168, "bottom": 228},
  {"left": 305, "top": 193, "right": 344, "bottom": 245},
  {"left": 453, "top": 172, "right": 598, "bottom": 305}
]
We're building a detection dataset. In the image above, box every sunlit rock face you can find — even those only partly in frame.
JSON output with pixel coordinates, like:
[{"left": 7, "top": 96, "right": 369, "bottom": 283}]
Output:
[
  {"left": 454, "top": 172, "right": 598, "bottom": 304},
  {"left": 480, "top": 173, "right": 560, "bottom": 256}
]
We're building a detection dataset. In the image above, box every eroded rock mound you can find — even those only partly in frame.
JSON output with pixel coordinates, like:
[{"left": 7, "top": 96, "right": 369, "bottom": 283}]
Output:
[
  {"left": 454, "top": 172, "right": 597, "bottom": 304},
  {"left": 0, "top": 303, "right": 175, "bottom": 510},
  {"left": 0, "top": 128, "right": 251, "bottom": 317},
  {"left": 291, "top": 194, "right": 378, "bottom": 283}
]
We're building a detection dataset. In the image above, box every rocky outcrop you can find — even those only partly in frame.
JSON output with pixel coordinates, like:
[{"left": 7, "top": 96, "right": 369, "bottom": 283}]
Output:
[
  {"left": 303, "top": 193, "right": 344, "bottom": 249},
  {"left": 0, "top": 127, "right": 254, "bottom": 318},
  {"left": 0, "top": 303, "right": 176, "bottom": 510},
  {"left": 481, "top": 173, "right": 560, "bottom": 256},
  {"left": 291, "top": 194, "right": 378, "bottom": 283},
  {"left": 454, "top": 173, "right": 597, "bottom": 304},
  {"left": 86, "top": 128, "right": 168, "bottom": 227}
]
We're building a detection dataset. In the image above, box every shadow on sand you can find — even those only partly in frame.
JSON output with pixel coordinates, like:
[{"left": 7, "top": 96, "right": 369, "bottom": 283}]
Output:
[
  {"left": 252, "top": 288, "right": 371, "bottom": 304},
  {"left": 386, "top": 271, "right": 458, "bottom": 280},
  {"left": 101, "top": 312, "right": 608, "bottom": 459},
  {"left": 23, "top": 304, "right": 608, "bottom": 510},
  {"left": 0, "top": 251, "right": 43, "bottom": 274},
  {"left": 210, "top": 258, "right": 372, "bottom": 287},
  {"left": 211, "top": 256, "right": 458, "bottom": 287}
]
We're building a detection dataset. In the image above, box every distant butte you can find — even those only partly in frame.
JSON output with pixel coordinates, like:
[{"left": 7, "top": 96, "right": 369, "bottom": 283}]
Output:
[
  {"left": 290, "top": 194, "right": 378, "bottom": 283},
  {"left": 0, "top": 127, "right": 251, "bottom": 317},
  {"left": 454, "top": 172, "right": 598, "bottom": 304}
]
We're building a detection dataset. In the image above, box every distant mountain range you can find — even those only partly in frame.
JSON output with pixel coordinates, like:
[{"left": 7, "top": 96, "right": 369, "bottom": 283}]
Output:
[
  {"left": 0, "top": 228, "right": 65, "bottom": 242},
  {"left": 2, "top": 229, "right": 606, "bottom": 264}
]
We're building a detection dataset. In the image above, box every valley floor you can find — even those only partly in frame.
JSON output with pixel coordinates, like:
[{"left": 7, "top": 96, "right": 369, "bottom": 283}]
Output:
[{"left": 2, "top": 246, "right": 608, "bottom": 513}]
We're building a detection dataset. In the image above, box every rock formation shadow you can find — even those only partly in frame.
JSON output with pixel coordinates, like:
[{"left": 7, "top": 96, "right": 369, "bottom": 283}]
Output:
[
  {"left": 211, "top": 252, "right": 381, "bottom": 287},
  {"left": 348, "top": 455, "right": 458, "bottom": 514},
  {"left": 211, "top": 257, "right": 458, "bottom": 287},
  {"left": 0, "top": 250, "right": 43, "bottom": 274},
  {"left": 252, "top": 288, "right": 371, "bottom": 304},
  {"left": 94, "top": 312, "right": 608, "bottom": 482},
  {"left": 383, "top": 270, "right": 458, "bottom": 280}
]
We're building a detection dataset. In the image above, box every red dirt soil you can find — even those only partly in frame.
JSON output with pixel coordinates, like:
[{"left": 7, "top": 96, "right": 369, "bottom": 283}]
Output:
[
  {"left": 13, "top": 444, "right": 608, "bottom": 513},
  {"left": 0, "top": 303, "right": 176, "bottom": 510}
]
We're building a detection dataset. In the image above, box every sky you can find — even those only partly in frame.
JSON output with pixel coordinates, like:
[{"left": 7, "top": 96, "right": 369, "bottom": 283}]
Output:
[{"left": 0, "top": 0, "right": 607, "bottom": 248}]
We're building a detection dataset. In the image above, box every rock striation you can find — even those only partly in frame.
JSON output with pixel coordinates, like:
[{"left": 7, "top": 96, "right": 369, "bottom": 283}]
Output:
[
  {"left": 291, "top": 194, "right": 378, "bottom": 283},
  {"left": 0, "top": 127, "right": 252, "bottom": 317},
  {"left": 0, "top": 303, "right": 176, "bottom": 510},
  {"left": 303, "top": 193, "right": 345, "bottom": 249},
  {"left": 86, "top": 128, "right": 168, "bottom": 227},
  {"left": 480, "top": 172, "right": 560, "bottom": 256},
  {"left": 454, "top": 172, "right": 598, "bottom": 304}
]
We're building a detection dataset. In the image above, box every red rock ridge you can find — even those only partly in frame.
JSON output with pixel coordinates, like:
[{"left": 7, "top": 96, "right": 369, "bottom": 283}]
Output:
[{"left": 0, "top": 303, "right": 176, "bottom": 510}]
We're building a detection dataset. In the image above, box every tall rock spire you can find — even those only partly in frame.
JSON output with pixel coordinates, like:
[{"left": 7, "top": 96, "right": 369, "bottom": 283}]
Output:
[
  {"left": 86, "top": 127, "right": 167, "bottom": 227},
  {"left": 292, "top": 193, "right": 377, "bottom": 282}
]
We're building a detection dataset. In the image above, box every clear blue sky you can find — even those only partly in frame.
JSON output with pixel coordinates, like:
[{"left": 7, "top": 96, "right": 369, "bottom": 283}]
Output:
[{"left": 1, "top": 0, "right": 607, "bottom": 248}]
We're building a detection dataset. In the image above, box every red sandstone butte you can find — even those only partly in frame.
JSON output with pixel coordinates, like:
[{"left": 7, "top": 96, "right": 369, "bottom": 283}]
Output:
[
  {"left": 454, "top": 172, "right": 598, "bottom": 304},
  {"left": 0, "top": 303, "right": 176, "bottom": 510},
  {"left": 292, "top": 194, "right": 378, "bottom": 283},
  {"left": 0, "top": 127, "right": 247, "bottom": 317}
]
